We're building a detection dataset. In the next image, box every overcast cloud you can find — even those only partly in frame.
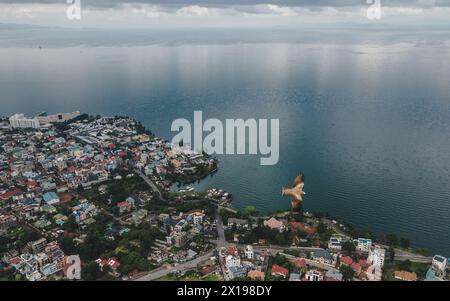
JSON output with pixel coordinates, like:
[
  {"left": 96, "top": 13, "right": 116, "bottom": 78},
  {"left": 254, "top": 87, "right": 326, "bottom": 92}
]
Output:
[{"left": 0, "top": 0, "right": 449, "bottom": 28}]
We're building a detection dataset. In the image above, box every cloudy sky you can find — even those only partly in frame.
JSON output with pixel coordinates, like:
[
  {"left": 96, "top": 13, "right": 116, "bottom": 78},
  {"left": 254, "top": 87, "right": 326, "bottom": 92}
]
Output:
[{"left": 1, "top": 0, "right": 450, "bottom": 28}]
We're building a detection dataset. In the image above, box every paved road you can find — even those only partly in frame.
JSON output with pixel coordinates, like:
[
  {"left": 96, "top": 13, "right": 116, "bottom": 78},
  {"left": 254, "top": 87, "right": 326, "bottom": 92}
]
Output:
[
  {"left": 321, "top": 218, "right": 433, "bottom": 263},
  {"left": 215, "top": 206, "right": 226, "bottom": 247},
  {"left": 135, "top": 250, "right": 215, "bottom": 281},
  {"left": 134, "top": 168, "right": 166, "bottom": 202}
]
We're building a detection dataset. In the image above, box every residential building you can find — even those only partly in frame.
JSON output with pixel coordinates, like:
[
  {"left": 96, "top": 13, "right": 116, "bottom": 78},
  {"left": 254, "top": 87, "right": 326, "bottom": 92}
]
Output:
[
  {"left": 432, "top": 255, "right": 447, "bottom": 274},
  {"left": 325, "top": 270, "right": 343, "bottom": 281},
  {"left": 311, "top": 249, "right": 335, "bottom": 266},
  {"left": 271, "top": 264, "right": 288, "bottom": 278},
  {"left": 264, "top": 217, "right": 285, "bottom": 232},
  {"left": 368, "top": 246, "right": 386, "bottom": 268},
  {"left": 227, "top": 218, "right": 248, "bottom": 229},
  {"left": 357, "top": 238, "right": 372, "bottom": 252},
  {"left": 393, "top": 270, "right": 417, "bottom": 281},
  {"left": 367, "top": 264, "right": 383, "bottom": 281},
  {"left": 244, "top": 245, "right": 254, "bottom": 260},
  {"left": 328, "top": 237, "right": 342, "bottom": 251},
  {"left": 305, "top": 269, "right": 324, "bottom": 281},
  {"left": 228, "top": 265, "right": 247, "bottom": 279},
  {"left": 247, "top": 269, "right": 265, "bottom": 280},
  {"left": 42, "top": 192, "right": 60, "bottom": 205},
  {"left": 9, "top": 114, "right": 40, "bottom": 129},
  {"left": 225, "top": 255, "right": 241, "bottom": 269}
]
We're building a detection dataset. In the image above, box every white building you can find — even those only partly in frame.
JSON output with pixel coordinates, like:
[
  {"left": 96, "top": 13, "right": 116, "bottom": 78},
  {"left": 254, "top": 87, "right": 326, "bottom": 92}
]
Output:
[
  {"left": 366, "top": 264, "right": 382, "bottom": 281},
  {"left": 368, "top": 246, "right": 386, "bottom": 267},
  {"left": 432, "top": 255, "right": 447, "bottom": 274},
  {"left": 9, "top": 114, "right": 40, "bottom": 129},
  {"left": 357, "top": 238, "right": 372, "bottom": 252},
  {"left": 193, "top": 212, "right": 204, "bottom": 226},
  {"left": 305, "top": 269, "right": 323, "bottom": 281},
  {"left": 225, "top": 255, "right": 241, "bottom": 269},
  {"left": 244, "top": 245, "right": 254, "bottom": 260},
  {"left": 328, "top": 237, "right": 343, "bottom": 251}
]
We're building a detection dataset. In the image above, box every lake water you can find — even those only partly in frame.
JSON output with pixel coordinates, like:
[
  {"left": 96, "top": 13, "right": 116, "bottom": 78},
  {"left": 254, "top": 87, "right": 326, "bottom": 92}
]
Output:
[{"left": 1, "top": 27, "right": 450, "bottom": 255}]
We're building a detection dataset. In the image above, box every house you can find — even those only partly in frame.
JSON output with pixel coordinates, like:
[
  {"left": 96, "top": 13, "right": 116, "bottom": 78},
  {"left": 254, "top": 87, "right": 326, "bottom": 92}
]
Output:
[
  {"left": 264, "top": 217, "right": 285, "bottom": 232},
  {"left": 247, "top": 269, "right": 265, "bottom": 280},
  {"left": 131, "top": 209, "right": 148, "bottom": 224},
  {"left": 311, "top": 250, "right": 335, "bottom": 266},
  {"left": 174, "top": 219, "right": 188, "bottom": 232},
  {"left": 228, "top": 265, "right": 247, "bottom": 279},
  {"left": 271, "top": 264, "right": 288, "bottom": 278},
  {"left": 432, "top": 255, "right": 447, "bottom": 274},
  {"left": 340, "top": 256, "right": 353, "bottom": 266},
  {"left": 244, "top": 245, "right": 254, "bottom": 260},
  {"left": 95, "top": 257, "right": 121, "bottom": 271},
  {"left": 192, "top": 212, "right": 205, "bottom": 226},
  {"left": 293, "top": 258, "right": 306, "bottom": 269},
  {"left": 42, "top": 192, "right": 59, "bottom": 205},
  {"left": 227, "top": 218, "right": 248, "bottom": 229},
  {"left": 225, "top": 255, "right": 241, "bottom": 269},
  {"left": 356, "top": 238, "right": 372, "bottom": 252},
  {"left": 72, "top": 199, "right": 98, "bottom": 223},
  {"left": 289, "top": 272, "right": 301, "bottom": 281},
  {"left": 290, "top": 222, "right": 316, "bottom": 236},
  {"left": 350, "top": 262, "right": 362, "bottom": 275},
  {"left": 328, "top": 237, "right": 343, "bottom": 251},
  {"left": 0, "top": 214, "right": 17, "bottom": 230},
  {"left": 226, "top": 245, "right": 239, "bottom": 257},
  {"left": 325, "top": 270, "right": 343, "bottom": 281},
  {"left": 117, "top": 200, "right": 133, "bottom": 214},
  {"left": 393, "top": 270, "right": 417, "bottom": 281},
  {"left": 305, "top": 269, "right": 324, "bottom": 281}
]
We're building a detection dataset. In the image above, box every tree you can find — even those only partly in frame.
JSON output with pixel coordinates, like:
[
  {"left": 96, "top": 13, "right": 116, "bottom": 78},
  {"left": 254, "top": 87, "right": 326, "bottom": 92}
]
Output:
[
  {"left": 243, "top": 206, "right": 257, "bottom": 217},
  {"left": 388, "top": 246, "right": 395, "bottom": 262},
  {"left": 82, "top": 262, "right": 102, "bottom": 281},
  {"left": 397, "top": 260, "right": 412, "bottom": 272},
  {"left": 340, "top": 265, "right": 355, "bottom": 281},
  {"left": 386, "top": 234, "right": 398, "bottom": 246},
  {"left": 342, "top": 241, "right": 356, "bottom": 254}
]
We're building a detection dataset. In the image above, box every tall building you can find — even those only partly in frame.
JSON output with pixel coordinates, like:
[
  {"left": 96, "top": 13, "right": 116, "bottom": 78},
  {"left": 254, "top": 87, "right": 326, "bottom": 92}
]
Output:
[
  {"left": 9, "top": 113, "right": 40, "bottom": 129},
  {"left": 368, "top": 246, "right": 386, "bottom": 267}
]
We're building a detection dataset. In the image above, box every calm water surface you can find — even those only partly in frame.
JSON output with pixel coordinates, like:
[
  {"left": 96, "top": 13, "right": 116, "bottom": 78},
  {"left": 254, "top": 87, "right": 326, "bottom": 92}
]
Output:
[{"left": 1, "top": 28, "right": 450, "bottom": 255}]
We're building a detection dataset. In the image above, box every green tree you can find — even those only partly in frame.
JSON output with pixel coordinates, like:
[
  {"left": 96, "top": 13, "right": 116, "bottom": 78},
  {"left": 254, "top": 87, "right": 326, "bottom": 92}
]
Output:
[
  {"left": 397, "top": 260, "right": 412, "bottom": 271},
  {"left": 340, "top": 265, "right": 355, "bottom": 281},
  {"left": 243, "top": 206, "right": 257, "bottom": 217},
  {"left": 388, "top": 246, "right": 395, "bottom": 262},
  {"left": 386, "top": 234, "right": 398, "bottom": 246},
  {"left": 82, "top": 262, "right": 102, "bottom": 281},
  {"left": 342, "top": 241, "right": 356, "bottom": 254}
]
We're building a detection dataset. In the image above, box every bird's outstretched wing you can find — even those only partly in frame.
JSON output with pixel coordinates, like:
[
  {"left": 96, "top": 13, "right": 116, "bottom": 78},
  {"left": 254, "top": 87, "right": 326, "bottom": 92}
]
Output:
[{"left": 293, "top": 174, "right": 304, "bottom": 189}]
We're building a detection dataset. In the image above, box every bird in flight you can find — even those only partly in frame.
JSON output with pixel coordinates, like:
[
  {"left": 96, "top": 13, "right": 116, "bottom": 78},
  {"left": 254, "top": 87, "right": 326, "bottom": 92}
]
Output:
[{"left": 282, "top": 173, "right": 306, "bottom": 212}]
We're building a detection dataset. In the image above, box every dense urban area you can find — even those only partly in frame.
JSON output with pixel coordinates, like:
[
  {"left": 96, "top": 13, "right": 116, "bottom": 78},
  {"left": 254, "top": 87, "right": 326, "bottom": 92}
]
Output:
[{"left": 0, "top": 112, "right": 448, "bottom": 282}]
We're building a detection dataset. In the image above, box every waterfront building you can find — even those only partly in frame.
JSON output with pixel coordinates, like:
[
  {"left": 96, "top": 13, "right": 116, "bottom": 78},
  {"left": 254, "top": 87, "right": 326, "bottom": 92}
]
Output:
[
  {"left": 356, "top": 238, "right": 372, "bottom": 252},
  {"left": 432, "top": 255, "right": 447, "bottom": 273},
  {"left": 9, "top": 113, "right": 40, "bottom": 129},
  {"left": 368, "top": 246, "right": 385, "bottom": 267}
]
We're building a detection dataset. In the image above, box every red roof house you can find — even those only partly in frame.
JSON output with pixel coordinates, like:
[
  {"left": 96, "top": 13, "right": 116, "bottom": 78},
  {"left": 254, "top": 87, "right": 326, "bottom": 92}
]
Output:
[{"left": 271, "top": 264, "right": 289, "bottom": 278}]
